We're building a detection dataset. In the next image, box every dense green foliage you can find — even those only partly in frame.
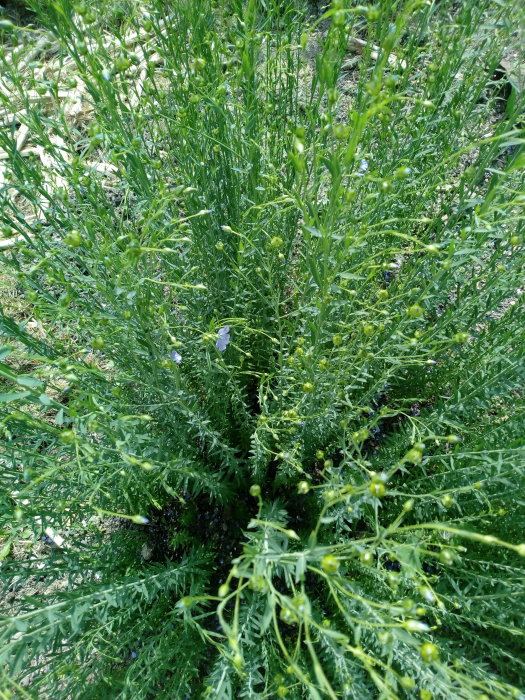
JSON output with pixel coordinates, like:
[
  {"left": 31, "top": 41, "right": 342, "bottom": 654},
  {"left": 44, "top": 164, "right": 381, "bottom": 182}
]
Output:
[{"left": 0, "top": 0, "right": 524, "bottom": 697}]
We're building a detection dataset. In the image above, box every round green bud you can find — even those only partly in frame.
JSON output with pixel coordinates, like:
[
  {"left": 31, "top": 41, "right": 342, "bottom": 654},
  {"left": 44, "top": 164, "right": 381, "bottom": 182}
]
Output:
[
  {"left": 316, "top": 450, "right": 325, "bottom": 459},
  {"left": 394, "top": 166, "right": 411, "bottom": 179},
  {"left": 400, "top": 675, "right": 415, "bottom": 690},
  {"left": 439, "top": 549, "right": 455, "bottom": 566},
  {"left": 420, "top": 642, "right": 439, "bottom": 663},
  {"left": 453, "top": 331, "right": 469, "bottom": 343},
  {"left": 114, "top": 56, "right": 131, "bottom": 73},
  {"left": 65, "top": 230, "right": 82, "bottom": 247},
  {"left": 446, "top": 434, "right": 461, "bottom": 443},
  {"left": 378, "top": 630, "right": 392, "bottom": 645},
  {"left": 377, "top": 289, "right": 389, "bottom": 300},
  {"left": 360, "top": 550, "right": 374, "bottom": 566},
  {"left": 369, "top": 480, "right": 386, "bottom": 498},
  {"left": 333, "top": 123, "right": 350, "bottom": 139},
  {"left": 318, "top": 358, "right": 329, "bottom": 370},
  {"left": 332, "top": 9, "right": 346, "bottom": 26},
  {"left": 353, "top": 428, "right": 369, "bottom": 442},
  {"left": 218, "top": 583, "right": 230, "bottom": 598},
  {"left": 59, "top": 430, "right": 76, "bottom": 443},
  {"left": 321, "top": 554, "right": 340, "bottom": 574},
  {"left": 193, "top": 57, "right": 206, "bottom": 71},
  {"left": 407, "top": 304, "right": 424, "bottom": 319},
  {"left": 277, "top": 687, "right": 288, "bottom": 698},
  {"left": 249, "top": 484, "right": 261, "bottom": 498},
  {"left": 279, "top": 607, "right": 298, "bottom": 625},
  {"left": 270, "top": 236, "right": 284, "bottom": 249},
  {"left": 405, "top": 448, "right": 423, "bottom": 464},
  {"left": 441, "top": 493, "right": 454, "bottom": 508},
  {"left": 91, "top": 337, "right": 105, "bottom": 350},
  {"left": 302, "top": 382, "right": 314, "bottom": 393},
  {"left": 332, "top": 334, "right": 343, "bottom": 347},
  {"left": 420, "top": 690, "right": 432, "bottom": 700},
  {"left": 297, "top": 480, "right": 310, "bottom": 494},
  {"left": 248, "top": 575, "right": 267, "bottom": 592}
]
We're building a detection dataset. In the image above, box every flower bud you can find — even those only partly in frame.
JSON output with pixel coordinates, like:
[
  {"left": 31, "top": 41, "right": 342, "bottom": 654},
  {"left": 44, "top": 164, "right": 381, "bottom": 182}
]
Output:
[
  {"left": 369, "top": 479, "right": 386, "bottom": 498},
  {"left": 441, "top": 493, "right": 454, "bottom": 508},
  {"left": 297, "top": 480, "right": 310, "bottom": 494},
  {"left": 321, "top": 554, "right": 340, "bottom": 574},
  {"left": 407, "top": 304, "right": 424, "bottom": 319},
  {"left": 65, "top": 230, "right": 82, "bottom": 247},
  {"left": 420, "top": 642, "right": 439, "bottom": 663}
]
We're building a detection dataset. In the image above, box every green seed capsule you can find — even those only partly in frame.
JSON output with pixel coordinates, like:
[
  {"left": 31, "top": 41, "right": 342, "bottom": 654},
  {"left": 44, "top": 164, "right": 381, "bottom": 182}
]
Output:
[
  {"left": 249, "top": 484, "right": 261, "bottom": 498},
  {"left": 360, "top": 550, "right": 374, "bottom": 565},
  {"left": 439, "top": 549, "right": 454, "bottom": 566},
  {"left": 297, "top": 480, "right": 310, "bottom": 494},
  {"left": 407, "top": 304, "right": 424, "bottom": 318},
  {"left": 321, "top": 554, "right": 340, "bottom": 574},
  {"left": 65, "top": 230, "right": 82, "bottom": 247},
  {"left": 280, "top": 607, "right": 298, "bottom": 625},
  {"left": 193, "top": 57, "right": 206, "bottom": 71},
  {"left": 405, "top": 448, "right": 423, "bottom": 464},
  {"left": 400, "top": 676, "right": 415, "bottom": 690},
  {"left": 218, "top": 583, "right": 229, "bottom": 598},
  {"left": 369, "top": 480, "right": 386, "bottom": 498},
  {"left": 59, "top": 430, "right": 76, "bottom": 443},
  {"left": 420, "top": 642, "right": 439, "bottom": 663},
  {"left": 441, "top": 493, "right": 454, "bottom": 508}
]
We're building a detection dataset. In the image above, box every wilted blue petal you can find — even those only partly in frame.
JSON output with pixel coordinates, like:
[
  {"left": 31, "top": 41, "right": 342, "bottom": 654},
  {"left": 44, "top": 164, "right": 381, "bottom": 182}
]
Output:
[
  {"left": 216, "top": 326, "right": 230, "bottom": 351},
  {"left": 170, "top": 350, "right": 182, "bottom": 364}
]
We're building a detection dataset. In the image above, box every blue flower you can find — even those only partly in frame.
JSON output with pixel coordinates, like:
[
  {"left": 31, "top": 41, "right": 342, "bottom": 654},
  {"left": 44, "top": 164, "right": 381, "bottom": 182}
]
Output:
[
  {"left": 171, "top": 350, "right": 182, "bottom": 364},
  {"left": 216, "top": 326, "right": 230, "bottom": 352},
  {"left": 357, "top": 158, "right": 369, "bottom": 177}
]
